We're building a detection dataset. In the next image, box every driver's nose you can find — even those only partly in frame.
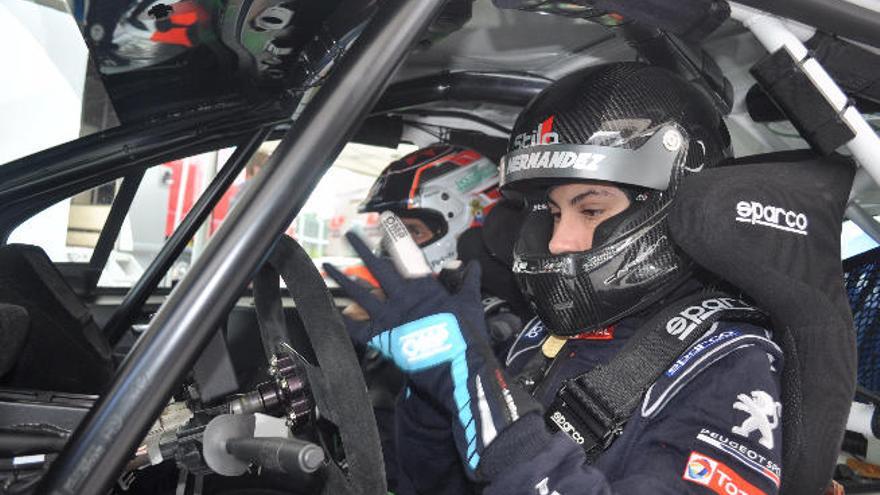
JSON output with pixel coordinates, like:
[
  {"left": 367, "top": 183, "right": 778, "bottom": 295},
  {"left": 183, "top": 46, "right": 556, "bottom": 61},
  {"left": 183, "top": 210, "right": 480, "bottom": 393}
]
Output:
[{"left": 548, "top": 214, "right": 594, "bottom": 254}]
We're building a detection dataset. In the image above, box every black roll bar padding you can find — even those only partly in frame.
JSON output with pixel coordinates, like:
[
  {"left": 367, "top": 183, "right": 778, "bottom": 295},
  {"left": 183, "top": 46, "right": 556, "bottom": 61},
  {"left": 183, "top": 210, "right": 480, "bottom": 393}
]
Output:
[
  {"left": 733, "top": 0, "right": 880, "bottom": 50},
  {"left": 372, "top": 71, "right": 552, "bottom": 114},
  {"left": 103, "top": 128, "right": 271, "bottom": 346},
  {"left": 38, "top": 0, "right": 449, "bottom": 492},
  {"left": 751, "top": 48, "right": 856, "bottom": 155}
]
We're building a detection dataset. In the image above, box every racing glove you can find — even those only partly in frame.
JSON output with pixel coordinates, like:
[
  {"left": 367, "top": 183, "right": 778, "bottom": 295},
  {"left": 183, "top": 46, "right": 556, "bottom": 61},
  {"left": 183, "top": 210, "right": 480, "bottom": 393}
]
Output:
[{"left": 324, "top": 232, "right": 541, "bottom": 476}]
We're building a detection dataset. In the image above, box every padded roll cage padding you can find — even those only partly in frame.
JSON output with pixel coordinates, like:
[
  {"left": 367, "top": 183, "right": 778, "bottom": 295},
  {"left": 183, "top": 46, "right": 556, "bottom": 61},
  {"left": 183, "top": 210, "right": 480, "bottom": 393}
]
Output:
[
  {"left": 253, "top": 235, "right": 386, "bottom": 495},
  {"left": 669, "top": 151, "right": 857, "bottom": 495}
]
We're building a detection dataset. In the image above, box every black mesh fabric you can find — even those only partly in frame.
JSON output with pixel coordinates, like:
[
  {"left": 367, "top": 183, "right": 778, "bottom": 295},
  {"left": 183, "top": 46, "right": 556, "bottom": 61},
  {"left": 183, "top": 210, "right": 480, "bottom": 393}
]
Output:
[{"left": 844, "top": 247, "right": 880, "bottom": 392}]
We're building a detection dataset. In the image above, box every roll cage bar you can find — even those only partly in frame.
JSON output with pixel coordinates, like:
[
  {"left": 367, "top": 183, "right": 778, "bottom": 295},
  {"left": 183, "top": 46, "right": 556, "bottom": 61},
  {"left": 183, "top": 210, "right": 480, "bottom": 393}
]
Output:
[{"left": 39, "top": 1, "right": 449, "bottom": 492}]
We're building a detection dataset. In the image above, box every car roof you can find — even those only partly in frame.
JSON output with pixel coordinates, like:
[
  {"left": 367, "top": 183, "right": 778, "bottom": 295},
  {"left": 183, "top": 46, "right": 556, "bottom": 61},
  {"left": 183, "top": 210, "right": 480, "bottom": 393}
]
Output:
[{"left": 4, "top": 0, "right": 880, "bottom": 218}]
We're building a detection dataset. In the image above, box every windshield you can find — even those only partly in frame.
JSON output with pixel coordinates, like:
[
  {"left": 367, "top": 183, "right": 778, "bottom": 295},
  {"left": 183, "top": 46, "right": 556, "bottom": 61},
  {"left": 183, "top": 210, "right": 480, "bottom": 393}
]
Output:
[{"left": 0, "top": 0, "right": 119, "bottom": 166}]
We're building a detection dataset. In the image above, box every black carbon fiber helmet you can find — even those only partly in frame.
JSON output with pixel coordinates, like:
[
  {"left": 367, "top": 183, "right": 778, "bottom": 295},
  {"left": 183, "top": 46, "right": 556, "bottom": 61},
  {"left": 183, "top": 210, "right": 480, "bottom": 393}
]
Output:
[{"left": 500, "top": 62, "right": 730, "bottom": 336}]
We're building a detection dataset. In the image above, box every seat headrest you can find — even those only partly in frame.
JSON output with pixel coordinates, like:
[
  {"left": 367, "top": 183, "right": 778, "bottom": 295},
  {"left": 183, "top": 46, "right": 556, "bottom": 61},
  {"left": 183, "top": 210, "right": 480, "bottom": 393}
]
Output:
[
  {"left": 482, "top": 199, "right": 528, "bottom": 267},
  {"left": 669, "top": 151, "right": 856, "bottom": 495}
]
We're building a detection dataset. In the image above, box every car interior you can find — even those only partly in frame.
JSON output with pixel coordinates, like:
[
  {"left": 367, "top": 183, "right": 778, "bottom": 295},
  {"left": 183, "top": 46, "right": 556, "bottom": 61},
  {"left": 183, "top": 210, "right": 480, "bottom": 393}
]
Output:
[{"left": 2, "top": 0, "right": 880, "bottom": 493}]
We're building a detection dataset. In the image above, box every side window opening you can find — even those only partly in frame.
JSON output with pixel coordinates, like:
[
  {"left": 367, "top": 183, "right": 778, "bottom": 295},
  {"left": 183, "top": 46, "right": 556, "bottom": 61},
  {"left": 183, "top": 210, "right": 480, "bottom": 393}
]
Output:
[
  {"left": 9, "top": 179, "right": 122, "bottom": 263},
  {"left": 7, "top": 141, "right": 419, "bottom": 291}
]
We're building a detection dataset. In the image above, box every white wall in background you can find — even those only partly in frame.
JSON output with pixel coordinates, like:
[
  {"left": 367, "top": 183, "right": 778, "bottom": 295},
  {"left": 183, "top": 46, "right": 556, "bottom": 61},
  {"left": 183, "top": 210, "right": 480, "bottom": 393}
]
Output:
[
  {"left": 2, "top": 0, "right": 88, "bottom": 257},
  {"left": 0, "top": 0, "right": 87, "bottom": 164}
]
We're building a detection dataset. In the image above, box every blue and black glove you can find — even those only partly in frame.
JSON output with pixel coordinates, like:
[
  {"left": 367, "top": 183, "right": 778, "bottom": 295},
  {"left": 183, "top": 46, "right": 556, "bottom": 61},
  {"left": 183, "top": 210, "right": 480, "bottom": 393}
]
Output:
[{"left": 324, "top": 232, "right": 541, "bottom": 476}]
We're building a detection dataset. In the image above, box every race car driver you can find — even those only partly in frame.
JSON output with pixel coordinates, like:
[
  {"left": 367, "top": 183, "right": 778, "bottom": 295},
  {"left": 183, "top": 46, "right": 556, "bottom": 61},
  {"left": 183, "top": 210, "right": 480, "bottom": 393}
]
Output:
[
  {"left": 326, "top": 62, "right": 783, "bottom": 495},
  {"left": 351, "top": 145, "right": 528, "bottom": 491},
  {"left": 355, "top": 144, "right": 528, "bottom": 342},
  {"left": 360, "top": 144, "right": 501, "bottom": 272}
]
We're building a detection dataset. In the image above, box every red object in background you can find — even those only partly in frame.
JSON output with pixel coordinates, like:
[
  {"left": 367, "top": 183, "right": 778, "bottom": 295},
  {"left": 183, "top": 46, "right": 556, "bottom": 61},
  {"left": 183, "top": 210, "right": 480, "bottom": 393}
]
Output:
[
  {"left": 150, "top": 1, "right": 207, "bottom": 48},
  {"left": 363, "top": 212, "right": 380, "bottom": 227},
  {"left": 329, "top": 215, "right": 346, "bottom": 231},
  {"left": 164, "top": 160, "right": 199, "bottom": 237},
  {"left": 210, "top": 183, "right": 240, "bottom": 235},
  {"left": 343, "top": 265, "right": 380, "bottom": 288},
  {"left": 163, "top": 159, "right": 243, "bottom": 238}
]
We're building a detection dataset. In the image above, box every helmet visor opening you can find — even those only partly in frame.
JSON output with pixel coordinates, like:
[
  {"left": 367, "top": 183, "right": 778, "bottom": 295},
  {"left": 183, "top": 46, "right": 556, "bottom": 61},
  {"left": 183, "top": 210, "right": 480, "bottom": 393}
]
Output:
[{"left": 396, "top": 208, "right": 448, "bottom": 248}]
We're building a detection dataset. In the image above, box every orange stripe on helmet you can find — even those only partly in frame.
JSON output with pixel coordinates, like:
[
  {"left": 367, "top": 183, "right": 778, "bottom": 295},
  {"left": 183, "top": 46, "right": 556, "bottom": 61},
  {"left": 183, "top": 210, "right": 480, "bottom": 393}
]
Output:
[{"left": 407, "top": 150, "right": 483, "bottom": 206}]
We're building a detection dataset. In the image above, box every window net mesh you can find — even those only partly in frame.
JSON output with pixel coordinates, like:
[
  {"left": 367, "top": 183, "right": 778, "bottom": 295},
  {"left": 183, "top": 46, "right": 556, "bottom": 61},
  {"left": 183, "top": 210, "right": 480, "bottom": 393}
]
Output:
[{"left": 845, "top": 247, "right": 880, "bottom": 392}]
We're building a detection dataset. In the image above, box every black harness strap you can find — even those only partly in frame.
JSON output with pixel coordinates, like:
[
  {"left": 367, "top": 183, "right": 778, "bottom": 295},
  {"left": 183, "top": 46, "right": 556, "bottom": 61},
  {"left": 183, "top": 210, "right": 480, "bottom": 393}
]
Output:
[{"left": 545, "top": 291, "right": 767, "bottom": 462}]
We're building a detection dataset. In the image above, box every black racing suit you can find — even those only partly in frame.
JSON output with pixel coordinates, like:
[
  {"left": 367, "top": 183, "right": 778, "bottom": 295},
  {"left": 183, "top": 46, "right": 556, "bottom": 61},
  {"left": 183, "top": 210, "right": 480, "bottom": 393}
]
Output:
[{"left": 393, "top": 312, "right": 783, "bottom": 495}]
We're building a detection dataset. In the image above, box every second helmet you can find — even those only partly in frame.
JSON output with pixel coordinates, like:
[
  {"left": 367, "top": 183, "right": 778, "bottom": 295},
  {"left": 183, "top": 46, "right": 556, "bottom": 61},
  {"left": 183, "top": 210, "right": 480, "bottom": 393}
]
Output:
[{"left": 360, "top": 144, "right": 501, "bottom": 271}]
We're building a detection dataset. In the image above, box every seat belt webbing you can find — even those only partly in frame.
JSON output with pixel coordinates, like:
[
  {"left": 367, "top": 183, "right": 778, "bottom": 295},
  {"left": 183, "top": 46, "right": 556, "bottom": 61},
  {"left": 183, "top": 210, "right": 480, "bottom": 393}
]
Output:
[{"left": 545, "top": 291, "right": 767, "bottom": 462}]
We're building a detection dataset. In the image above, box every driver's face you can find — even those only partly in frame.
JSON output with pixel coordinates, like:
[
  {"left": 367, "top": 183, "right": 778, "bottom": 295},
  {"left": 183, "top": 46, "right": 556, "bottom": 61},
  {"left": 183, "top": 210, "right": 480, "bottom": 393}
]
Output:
[
  {"left": 400, "top": 216, "right": 435, "bottom": 246},
  {"left": 548, "top": 183, "right": 630, "bottom": 255}
]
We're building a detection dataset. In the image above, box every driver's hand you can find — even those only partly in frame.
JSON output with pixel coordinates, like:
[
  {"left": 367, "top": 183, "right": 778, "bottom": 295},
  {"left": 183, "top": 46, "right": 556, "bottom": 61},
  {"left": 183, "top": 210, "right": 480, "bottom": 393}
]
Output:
[
  {"left": 341, "top": 287, "right": 385, "bottom": 321},
  {"left": 324, "top": 232, "right": 540, "bottom": 477}
]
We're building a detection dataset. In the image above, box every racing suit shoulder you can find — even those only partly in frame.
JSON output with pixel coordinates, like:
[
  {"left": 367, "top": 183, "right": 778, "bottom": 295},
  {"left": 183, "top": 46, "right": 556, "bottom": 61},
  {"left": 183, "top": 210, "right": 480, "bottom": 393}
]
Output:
[{"left": 481, "top": 320, "right": 784, "bottom": 495}]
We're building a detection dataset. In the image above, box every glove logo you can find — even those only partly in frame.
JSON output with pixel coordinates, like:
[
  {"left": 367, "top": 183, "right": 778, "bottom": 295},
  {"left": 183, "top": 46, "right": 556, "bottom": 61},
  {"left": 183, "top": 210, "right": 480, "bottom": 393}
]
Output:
[
  {"left": 399, "top": 323, "right": 453, "bottom": 365},
  {"left": 731, "top": 391, "right": 780, "bottom": 450}
]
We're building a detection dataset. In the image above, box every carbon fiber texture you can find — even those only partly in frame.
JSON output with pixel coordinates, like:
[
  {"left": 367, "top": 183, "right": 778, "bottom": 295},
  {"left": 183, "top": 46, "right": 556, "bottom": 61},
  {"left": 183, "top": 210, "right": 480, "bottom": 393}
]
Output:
[{"left": 508, "top": 63, "right": 727, "bottom": 334}]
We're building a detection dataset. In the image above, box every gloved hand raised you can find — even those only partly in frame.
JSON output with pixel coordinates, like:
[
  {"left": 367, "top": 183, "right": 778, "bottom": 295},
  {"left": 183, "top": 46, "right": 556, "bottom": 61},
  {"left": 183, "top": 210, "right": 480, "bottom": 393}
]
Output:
[{"left": 324, "top": 232, "right": 540, "bottom": 475}]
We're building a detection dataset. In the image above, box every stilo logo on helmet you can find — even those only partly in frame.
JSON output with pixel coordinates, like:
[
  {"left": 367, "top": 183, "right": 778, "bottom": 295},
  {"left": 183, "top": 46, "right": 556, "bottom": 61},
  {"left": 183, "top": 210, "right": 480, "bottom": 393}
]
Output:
[{"left": 512, "top": 116, "right": 560, "bottom": 150}]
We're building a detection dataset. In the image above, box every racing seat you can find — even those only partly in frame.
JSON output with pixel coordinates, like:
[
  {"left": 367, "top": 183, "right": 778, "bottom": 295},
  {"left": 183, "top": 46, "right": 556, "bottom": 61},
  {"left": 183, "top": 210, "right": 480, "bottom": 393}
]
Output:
[
  {"left": 0, "top": 244, "right": 113, "bottom": 394},
  {"left": 669, "top": 150, "right": 857, "bottom": 495},
  {"left": 0, "top": 304, "right": 28, "bottom": 378}
]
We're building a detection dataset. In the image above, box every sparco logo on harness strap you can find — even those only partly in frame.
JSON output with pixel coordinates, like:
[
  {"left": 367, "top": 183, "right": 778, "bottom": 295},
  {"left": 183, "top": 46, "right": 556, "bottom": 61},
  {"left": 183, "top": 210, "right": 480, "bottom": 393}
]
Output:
[
  {"left": 666, "top": 298, "right": 754, "bottom": 341},
  {"left": 513, "top": 116, "right": 559, "bottom": 150},
  {"left": 736, "top": 200, "right": 808, "bottom": 236},
  {"left": 550, "top": 411, "right": 584, "bottom": 445}
]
